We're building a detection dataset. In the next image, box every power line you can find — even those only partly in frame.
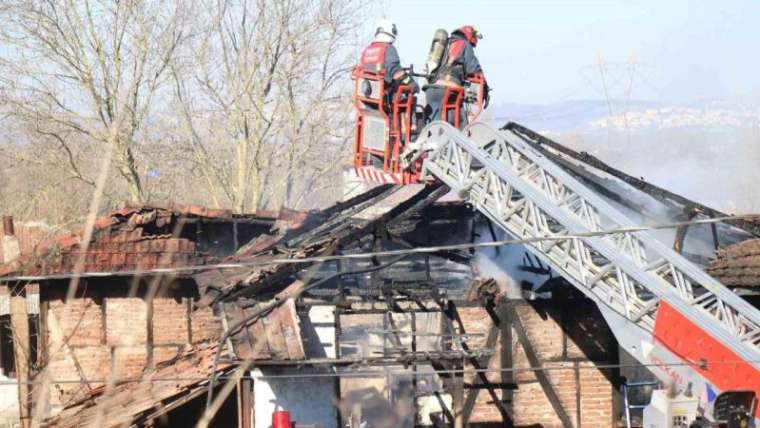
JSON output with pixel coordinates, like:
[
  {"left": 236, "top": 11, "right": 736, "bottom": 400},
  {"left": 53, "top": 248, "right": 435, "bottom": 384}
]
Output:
[
  {"left": 17, "top": 356, "right": 760, "bottom": 384},
  {"left": 1, "top": 213, "right": 757, "bottom": 283}
]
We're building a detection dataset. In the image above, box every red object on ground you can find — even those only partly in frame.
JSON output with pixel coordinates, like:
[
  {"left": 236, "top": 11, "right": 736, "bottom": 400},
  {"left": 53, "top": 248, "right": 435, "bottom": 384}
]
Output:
[{"left": 272, "top": 410, "right": 292, "bottom": 428}]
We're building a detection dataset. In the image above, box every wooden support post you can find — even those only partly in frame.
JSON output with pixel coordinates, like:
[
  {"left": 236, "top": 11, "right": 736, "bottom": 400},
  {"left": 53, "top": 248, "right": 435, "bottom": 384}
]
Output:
[
  {"left": 146, "top": 294, "right": 154, "bottom": 370},
  {"left": 184, "top": 297, "right": 193, "bottom": 344},
  {"left": 454, "top": 302, "right": 513, "bottom": 426},
  {"left": 499, "top": 303, "right": 514, "bottom": 425},
  {"left": 232, "top": 220, "right": 240, "bottom": 251},
  {"left": 443, "top": 301, "right": 464, "bottom": 428},
  {"left": 437, "top": 300, "right": 455, "bottom": 426},
  {"left": 508, "top": 304, "right": 573, "bottom": 428},
  {"left": 334, "top": 306, "right": 343, "bottom": 428},
  {"left": 411, "top": 310, "right": 418, "bottom": 427},
  {"left": 10, "top": 294, "right": 30, "bottom": 428},
  {"left": 38, "top": 299, "right": 48, "bottom": 368},
  {"left": 237, "top": 377, "right": 253, "bottom": 428},
  {"left": 453, "top": 368, "right": 464, "bottom": 428},
  {"left": 709, "top": 214, "right": 720, "bottom": 250}
]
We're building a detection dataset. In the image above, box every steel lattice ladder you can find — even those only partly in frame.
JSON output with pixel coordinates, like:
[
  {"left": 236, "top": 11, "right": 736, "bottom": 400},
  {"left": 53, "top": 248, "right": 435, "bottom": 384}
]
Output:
[{"left": 412, "top": 121, "right": 760, "bottom": 420}]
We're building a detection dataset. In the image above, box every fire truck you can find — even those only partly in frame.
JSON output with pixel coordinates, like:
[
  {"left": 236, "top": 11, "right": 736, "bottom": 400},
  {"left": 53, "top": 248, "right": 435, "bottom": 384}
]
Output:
[{"left": 349, "top": 39, "right": 758, "bottom": 428}]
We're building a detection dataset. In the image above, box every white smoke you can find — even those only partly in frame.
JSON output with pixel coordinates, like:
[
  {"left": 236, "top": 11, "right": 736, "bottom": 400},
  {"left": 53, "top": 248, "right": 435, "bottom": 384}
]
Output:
[
  {"left": 473, "top": 225, "right": 555, "bottom": 299},
  {"left": 473, "top": 252, "right": 523, "bottom": 299}
]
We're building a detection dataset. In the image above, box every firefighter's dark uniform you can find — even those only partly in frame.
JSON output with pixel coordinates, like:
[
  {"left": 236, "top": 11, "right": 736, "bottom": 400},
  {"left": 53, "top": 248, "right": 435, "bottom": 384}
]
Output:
[
  {"left": 425, "top": 33, "right": 483, "bottom": 127},
  {"left": 360, "top": 41, "right": 400, "bottom": 81},
  {"left": 358, "top": 41, "right": 415, "bottom": 167},
  {"left": 359, "top": 41, "right": 415, "bottom": 107},
  {"left": 381, "top": 44, "right": 402, "bottom": 87}
]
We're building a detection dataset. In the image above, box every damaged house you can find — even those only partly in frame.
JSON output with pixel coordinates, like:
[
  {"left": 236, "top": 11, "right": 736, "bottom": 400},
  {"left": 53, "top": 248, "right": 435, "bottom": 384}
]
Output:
[
  {"left": 0, "top": 204, "right": 278, "bottom": 426},
  {"left": 0, "top": 127, "right": 757, "bottom": 427},
  {"left": 0, "top": 185, "right": 622, "bottom": 428}
]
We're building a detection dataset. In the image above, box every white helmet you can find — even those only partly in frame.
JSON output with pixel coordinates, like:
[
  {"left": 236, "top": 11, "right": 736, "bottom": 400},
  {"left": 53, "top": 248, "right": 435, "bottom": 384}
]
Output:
[{"left": 374, "top": 19, "right": 397, "bottom": 44}]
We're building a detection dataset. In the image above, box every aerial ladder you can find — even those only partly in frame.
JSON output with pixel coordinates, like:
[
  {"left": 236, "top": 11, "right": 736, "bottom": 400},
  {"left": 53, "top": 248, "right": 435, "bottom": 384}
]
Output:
[
  {"left": 414, "top": 122, "right": 760, "bottom": 426},
  {"left": 351, "top": 67, "right": 759, "bottom": 425}
]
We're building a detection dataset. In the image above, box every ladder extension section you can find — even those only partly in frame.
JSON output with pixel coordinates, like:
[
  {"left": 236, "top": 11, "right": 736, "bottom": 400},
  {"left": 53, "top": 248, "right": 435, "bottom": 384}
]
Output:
[{"left": 417, "top": 121, "right": 760, "bottom": 371}]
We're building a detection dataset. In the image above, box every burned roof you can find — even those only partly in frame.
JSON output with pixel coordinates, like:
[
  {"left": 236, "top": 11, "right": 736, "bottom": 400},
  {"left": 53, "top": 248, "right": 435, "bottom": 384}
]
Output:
[
  {"left": 707, "top": 239, "right": 760, "bottom": 288},
  {"left": 0, "top": 204, "right": 278, "bottom": 278},
  {"left": 43, "top": 342, "right": 233, "bottom": 428},
  {"left": 43, "top": 184, "right": 472, "bottom": 427}
]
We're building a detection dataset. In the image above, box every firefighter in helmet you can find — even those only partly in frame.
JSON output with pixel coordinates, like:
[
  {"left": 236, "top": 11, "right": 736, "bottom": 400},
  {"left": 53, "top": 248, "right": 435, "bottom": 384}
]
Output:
[
  {"left": 425, "top": 25, "right": 487, "bottom": 127},
  {"left": 358, "top": 19, "right": 420, "bottom": 102}
]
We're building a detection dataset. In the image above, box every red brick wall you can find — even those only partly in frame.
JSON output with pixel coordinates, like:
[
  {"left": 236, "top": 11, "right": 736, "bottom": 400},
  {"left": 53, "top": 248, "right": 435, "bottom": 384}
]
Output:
[
  {"left": 44, "top": 288, "right": 220, "bottom": 410},
  {"left": 78, "top": 237, "right": 205, "bottom": 273},
  {"left": 190, "top": 306, "right": 220, "bottom": 343},
  {"left": 106, "top": 298, "right": 147, "bottom": 346},
  {"left": 49, "top": 299, "right": 104, "bottom": 346},
  {"left": 112, "top": 347, "right": 148, "bottom": 378},
  {"left": 511, "top": 363, "right": 578, "bottom": 427},
  {"left": 457, "top": 300, "right": 616, "bottom": 428},
  {"left": 153, "top": 298, "right": 189, "bottom": 345},
  {"left": 579, "top": 362, "right": 615, "bottom": 427}
]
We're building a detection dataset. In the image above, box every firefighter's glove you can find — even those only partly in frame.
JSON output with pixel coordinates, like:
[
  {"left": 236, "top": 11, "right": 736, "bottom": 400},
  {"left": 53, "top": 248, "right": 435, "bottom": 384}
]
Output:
[{"left": 401, "top": 74, "right": 420, "bottom": 94}]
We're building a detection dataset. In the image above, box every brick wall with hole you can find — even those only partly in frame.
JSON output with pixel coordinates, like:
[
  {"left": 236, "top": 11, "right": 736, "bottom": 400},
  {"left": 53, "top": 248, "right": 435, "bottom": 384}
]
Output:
[
  {"left": 43, "top": 281, "right": 220, "bottom": 409},
  {"left": 456, "top": 296, "right": 617, "bottom": 428}
]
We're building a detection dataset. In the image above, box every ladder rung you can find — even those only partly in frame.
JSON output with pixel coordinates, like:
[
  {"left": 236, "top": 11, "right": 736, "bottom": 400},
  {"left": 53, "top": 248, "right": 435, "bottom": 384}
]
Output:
[
  {"left": 587, "top": 263, "right": 616, "bottom": 288},
  {"left": 624, "top": 381, "right": 658, "bottom": 387}
]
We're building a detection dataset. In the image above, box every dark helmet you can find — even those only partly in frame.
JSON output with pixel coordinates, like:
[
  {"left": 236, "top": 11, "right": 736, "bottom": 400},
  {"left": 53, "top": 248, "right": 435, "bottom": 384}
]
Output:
[{"left": 454, "top": 25, "right": 482, "bottom": 46}]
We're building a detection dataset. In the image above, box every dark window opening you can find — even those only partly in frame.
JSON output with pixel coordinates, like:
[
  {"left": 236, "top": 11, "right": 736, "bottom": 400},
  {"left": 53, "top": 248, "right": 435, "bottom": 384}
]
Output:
[
  {"left": 29, "top": 314, "right": 39, "bottom": 367},
  {"left": 0, "top": 315, "right": 15, "bottom": 378}
]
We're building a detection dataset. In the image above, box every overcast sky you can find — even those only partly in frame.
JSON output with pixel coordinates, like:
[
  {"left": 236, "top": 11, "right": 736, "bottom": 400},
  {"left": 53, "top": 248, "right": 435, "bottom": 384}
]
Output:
[{"left": 375, "top": 0, "right": 760, "bottom": 106}]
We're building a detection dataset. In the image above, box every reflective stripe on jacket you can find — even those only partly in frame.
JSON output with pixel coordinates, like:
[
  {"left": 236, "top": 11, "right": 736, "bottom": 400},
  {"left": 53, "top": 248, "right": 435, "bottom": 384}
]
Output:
[{"left": 359, "top": 42, "right": 401, "bottom": 85}]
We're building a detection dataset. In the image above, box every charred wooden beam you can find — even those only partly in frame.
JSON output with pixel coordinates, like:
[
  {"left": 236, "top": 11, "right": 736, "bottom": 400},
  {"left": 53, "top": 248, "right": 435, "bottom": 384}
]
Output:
[
  {"left": 506, "top": 302, "right": 573, "bottom": 428},
  {"left": 245, "top": 349, "right": 494, "bottom": 367},
  {"left": 237, "top": 377, "right": 252, "bottom": 428},
  {"left": 499, "top": 303, "right": 515, "bottom": 422},
  {"left": 674, "top": 206, "right": 702, "bottom": 253},
  {"left": 224, "top": 299, "right": 305, "bottom": 361},
  {"left": 213, "top": 184, "right": 446, "bottom": 303},
  {"left": 523, "top": 139, "right": 668, "bottom": 216},
  {"left": 194, "top": 185, "right": 398, "bottom": 303},
  {"left": 440, "top": 302, "right": 513, "bottom": 425},
  {"left": 282, "top": 184, "right": 396, "bottom": 247},
  {"left": 465, "top": 278, "right": 502, "bottom": 304}
]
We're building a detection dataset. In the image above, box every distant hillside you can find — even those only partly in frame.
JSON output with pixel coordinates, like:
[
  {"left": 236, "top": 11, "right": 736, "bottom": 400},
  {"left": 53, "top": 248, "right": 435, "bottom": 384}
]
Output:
[
  {"left": 491, "top": 99, "right": 661, "bottom": 132},
  {"left": 487, "top": 99, "right": 760, "bottom": 214},
  {"left": 491, "top": 99, "right": 760, "bottom": 133}
]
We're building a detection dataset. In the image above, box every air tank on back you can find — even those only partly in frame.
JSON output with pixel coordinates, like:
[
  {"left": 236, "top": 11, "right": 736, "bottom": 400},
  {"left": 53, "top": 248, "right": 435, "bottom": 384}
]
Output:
[{"left": 424, "top": 29, "right": 448, "bottom": 76}]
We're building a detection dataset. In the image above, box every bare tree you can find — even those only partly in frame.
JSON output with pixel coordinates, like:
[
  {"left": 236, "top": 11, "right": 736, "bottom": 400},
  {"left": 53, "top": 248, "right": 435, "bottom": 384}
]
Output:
[
  {"left": 172, "top": 0, "right": 365, "bottom": 213},
  {"left": 0, "top": 0, "right": 190, "bottom": 204},
  {"left": 0, "top": 0, "right": 370, "bottom": 225}
]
